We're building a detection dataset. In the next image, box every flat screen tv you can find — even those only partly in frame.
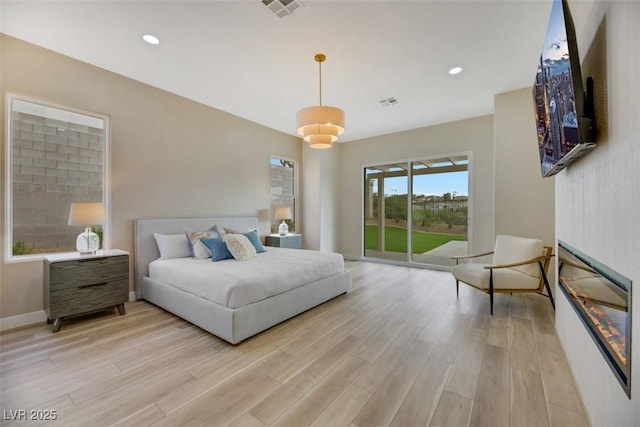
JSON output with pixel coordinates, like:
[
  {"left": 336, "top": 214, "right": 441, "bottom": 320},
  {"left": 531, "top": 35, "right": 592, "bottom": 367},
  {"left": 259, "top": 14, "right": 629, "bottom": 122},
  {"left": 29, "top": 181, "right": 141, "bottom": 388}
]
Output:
[{"left": 532, "top": 0, "right": 595, "bottom": 177}]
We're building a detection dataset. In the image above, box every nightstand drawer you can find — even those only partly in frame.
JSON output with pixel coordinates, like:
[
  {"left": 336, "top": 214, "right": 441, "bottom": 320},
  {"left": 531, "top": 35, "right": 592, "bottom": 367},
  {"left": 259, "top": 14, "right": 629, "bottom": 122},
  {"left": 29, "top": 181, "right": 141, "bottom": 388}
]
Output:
[
  {"left": 49, "top": 278, "right": 129, "bottom": 318},
  {"left": 49, "top": 255, "right": 128, "bottom": 291},
  {"left": 265, "top": 234, "right": 302, "bottom": 249}
]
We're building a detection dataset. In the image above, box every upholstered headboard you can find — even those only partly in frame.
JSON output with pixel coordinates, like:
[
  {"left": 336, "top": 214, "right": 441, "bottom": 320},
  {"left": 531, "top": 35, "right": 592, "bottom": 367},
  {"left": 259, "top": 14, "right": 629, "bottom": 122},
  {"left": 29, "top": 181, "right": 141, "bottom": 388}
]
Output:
[{"left": 134, "top": 216, "right": 260, "bottom": 299}]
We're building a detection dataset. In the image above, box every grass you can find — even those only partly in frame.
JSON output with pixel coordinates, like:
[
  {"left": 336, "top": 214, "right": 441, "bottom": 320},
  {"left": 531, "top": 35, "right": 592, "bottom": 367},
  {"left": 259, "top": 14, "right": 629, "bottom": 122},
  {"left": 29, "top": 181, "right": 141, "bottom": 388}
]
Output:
[{"left": 365, "top": 224, "right": 467, "bottom": 253}]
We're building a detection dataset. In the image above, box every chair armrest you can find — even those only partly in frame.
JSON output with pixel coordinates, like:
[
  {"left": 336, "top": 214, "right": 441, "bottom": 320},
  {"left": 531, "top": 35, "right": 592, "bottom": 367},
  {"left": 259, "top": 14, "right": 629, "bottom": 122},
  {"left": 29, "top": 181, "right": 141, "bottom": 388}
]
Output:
[
  {"left": 452, "top": 251, "right": 494, "bottom": 261},
  {"left": 483, "top": 253, "right": 554, "bottom": 270}
]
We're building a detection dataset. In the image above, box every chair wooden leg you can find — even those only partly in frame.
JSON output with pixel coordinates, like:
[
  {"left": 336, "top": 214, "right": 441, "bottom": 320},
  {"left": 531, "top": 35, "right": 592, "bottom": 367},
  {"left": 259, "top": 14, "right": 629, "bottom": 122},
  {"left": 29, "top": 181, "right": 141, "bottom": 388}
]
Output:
[
  {"left": 489, "top": 270, "right": 494, "bottom": 315},
  {"left": 539, "top": 261, "right": 555, "bottom": 311}
]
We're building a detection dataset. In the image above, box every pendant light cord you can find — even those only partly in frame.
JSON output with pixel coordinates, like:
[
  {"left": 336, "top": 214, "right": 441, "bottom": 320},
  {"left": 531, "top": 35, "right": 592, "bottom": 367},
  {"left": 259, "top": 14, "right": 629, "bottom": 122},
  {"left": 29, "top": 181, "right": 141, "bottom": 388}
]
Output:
[{"left": 318, "top": 59, "right": 322, "bottom": 106}]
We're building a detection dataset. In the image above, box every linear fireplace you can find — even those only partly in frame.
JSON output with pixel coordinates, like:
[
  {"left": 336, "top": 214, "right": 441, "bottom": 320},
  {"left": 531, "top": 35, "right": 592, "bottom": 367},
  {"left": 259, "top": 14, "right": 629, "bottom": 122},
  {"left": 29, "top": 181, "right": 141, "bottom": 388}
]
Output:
[{"left": 558, "top": 241, "right": 632, "bottom": 397}]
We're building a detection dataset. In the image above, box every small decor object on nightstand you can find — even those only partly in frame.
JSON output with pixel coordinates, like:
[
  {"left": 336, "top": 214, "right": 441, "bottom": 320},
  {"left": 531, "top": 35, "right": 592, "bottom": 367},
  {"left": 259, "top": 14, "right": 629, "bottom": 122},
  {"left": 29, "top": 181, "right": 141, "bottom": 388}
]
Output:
[
  {"left": 275, "top": 207, "right": 292, "bottom": 236},
  {"left": 68, "top": 202, "right": 105, "bottom": 254}
]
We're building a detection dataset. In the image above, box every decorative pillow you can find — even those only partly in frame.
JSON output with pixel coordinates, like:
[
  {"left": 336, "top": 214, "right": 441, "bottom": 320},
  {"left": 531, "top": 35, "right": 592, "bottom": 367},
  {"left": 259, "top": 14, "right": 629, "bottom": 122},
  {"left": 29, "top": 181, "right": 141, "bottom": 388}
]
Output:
[
  {"left": 184, "top": 227, "right": 219, "bottom": 259},
  {"left": 224, "top": 226, "right": 247, "bottom": 235},
  {"left": 243, "top": 230, "right": 266, "bottom": 253},
  {"left": 223, "top": 234, "right": 257, "bottom": 261},
  {"left": 214, "top": 224, "right": 227, "bottom": 237},
  {"left": 153, "top": 233, "right": 191, "bottom": 259},
  {"left": 200, "top": 237, "right": 233, "bottom": 262},
  {"left": 224, "top": 228, "right": 265, "bottom": 253}
]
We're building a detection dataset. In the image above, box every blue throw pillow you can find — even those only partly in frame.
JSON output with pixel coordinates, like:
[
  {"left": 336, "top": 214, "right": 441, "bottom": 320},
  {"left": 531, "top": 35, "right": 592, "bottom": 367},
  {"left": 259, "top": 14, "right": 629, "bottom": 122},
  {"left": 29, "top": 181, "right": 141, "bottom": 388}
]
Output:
[
  {"left": 200, "top": 237, "right": 233, "bottom": 261},
  {"left": 243, "top": 230, "right": 266, "bottom": 253}
]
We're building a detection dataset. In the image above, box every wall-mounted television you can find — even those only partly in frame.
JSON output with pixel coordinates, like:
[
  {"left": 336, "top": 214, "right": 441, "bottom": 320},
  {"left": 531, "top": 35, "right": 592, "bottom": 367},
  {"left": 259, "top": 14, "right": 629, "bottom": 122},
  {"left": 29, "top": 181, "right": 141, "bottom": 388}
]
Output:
[{"left": 532, "top": 0, "right": 595, "bottom": 177}]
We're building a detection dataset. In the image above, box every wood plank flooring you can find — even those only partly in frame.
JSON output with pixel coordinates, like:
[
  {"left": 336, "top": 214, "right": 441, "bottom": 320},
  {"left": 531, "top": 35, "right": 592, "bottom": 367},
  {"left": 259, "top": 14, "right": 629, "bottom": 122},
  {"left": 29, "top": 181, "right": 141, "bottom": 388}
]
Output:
[{"left": 0, "top": 261, "right": 590, "bottom": 426}]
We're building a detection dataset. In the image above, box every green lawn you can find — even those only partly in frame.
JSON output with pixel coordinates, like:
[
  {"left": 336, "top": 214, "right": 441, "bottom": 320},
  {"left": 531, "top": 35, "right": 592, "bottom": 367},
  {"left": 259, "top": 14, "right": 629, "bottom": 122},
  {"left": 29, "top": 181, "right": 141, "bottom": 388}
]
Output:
[{"left": 365, "top": 224, "right": 467, "bottom": 253}]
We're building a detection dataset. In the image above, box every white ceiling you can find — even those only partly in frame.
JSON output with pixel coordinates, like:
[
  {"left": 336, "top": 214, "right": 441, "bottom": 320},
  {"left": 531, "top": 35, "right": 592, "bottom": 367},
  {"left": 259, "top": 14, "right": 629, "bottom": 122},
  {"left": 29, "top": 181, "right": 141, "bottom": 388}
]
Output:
[{"left": 0, "top": 0, "right": 554, "bottom": 142}]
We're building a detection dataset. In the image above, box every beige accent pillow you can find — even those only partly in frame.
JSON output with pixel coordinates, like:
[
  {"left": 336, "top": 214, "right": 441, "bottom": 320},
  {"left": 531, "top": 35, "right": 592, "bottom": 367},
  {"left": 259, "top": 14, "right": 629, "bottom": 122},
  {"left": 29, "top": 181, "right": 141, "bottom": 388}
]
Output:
[
  {"left": 184, "top": 227, "right": 218, "bottom": 259},
  {"left": 222, "top": 234, "right": 257, "bottom": 261}
]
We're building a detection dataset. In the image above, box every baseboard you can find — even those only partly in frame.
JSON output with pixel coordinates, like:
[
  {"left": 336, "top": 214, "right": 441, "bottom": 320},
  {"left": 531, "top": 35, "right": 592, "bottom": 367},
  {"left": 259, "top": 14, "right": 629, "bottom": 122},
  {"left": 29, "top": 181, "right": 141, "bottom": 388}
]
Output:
[
  {"left": 342, "top": 253, "right": 363, "bottom": 261},
  {"left": 2, "top": 294, "right": 138, "bottom": 332},
  {"left": 0, "top": 310, "right": 47, "bottom": 332}
]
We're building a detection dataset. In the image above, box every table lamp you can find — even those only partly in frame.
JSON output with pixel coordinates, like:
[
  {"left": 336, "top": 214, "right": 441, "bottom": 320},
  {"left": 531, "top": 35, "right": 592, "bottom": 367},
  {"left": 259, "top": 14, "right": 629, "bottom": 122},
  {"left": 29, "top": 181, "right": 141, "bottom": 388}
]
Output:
[
  {"left": 68, "top": 202, "right": 105, "bottom": 254},
  {"left": 275, "top": 207, "right": 292, "bottom": 236}
]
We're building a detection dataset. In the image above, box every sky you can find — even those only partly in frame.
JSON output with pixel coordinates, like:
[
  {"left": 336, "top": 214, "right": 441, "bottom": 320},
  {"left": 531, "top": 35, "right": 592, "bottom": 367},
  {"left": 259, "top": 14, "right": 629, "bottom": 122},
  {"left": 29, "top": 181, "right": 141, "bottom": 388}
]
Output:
[
  {"left": 272, "top": 156, "right": 469, "bottom": 197},
  {"left": 374, "top": 171, "right": 468, "bottom": 197},
  {"left": 542, "top": 0, "right": 568, "bottom": 62}
]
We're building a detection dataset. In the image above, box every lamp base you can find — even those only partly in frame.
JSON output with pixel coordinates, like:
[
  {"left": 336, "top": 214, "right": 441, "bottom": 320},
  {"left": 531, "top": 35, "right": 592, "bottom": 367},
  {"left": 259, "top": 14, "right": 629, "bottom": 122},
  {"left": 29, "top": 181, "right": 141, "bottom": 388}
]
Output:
[
  {"left": 278, "top": 220, "right": 289, "bottom": 236},
  {"left": 76, "top": 227, "right": 100, "bottom": 254}
]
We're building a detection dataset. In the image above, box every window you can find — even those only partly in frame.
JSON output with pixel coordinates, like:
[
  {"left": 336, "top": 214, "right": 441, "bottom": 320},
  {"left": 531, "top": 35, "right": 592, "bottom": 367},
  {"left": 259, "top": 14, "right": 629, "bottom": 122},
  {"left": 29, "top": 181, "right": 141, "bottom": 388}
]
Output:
[
  {"left": 5, "top": 95, "right": 109, "bottom": 261},
  {"left": 364, "top": 154, "right": 469, "bottom": 267},
  {"left": 270, "top": 156, "right": 296, "bottom": 233}
]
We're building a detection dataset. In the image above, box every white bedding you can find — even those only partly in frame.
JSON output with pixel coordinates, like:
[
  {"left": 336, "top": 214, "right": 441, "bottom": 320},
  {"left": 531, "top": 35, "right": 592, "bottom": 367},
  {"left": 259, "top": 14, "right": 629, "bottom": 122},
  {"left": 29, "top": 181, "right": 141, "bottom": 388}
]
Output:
[{"left": 148, "top": 247, "right": 344, "bottom": 309}]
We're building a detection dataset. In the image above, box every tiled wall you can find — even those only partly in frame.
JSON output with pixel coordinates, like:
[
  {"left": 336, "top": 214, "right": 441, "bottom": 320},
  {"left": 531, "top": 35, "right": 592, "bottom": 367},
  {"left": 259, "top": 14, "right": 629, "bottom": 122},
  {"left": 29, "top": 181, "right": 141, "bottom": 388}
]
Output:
[{"left": 555, "top": 1, "right": 640, "bottom": 424}]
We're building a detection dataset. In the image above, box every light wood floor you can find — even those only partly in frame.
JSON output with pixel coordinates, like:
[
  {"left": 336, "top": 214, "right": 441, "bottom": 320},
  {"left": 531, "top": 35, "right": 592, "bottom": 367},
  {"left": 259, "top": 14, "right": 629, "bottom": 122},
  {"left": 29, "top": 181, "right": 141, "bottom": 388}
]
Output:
[{"left": 0, "top": 261, "right": 590, "bottom": 426}]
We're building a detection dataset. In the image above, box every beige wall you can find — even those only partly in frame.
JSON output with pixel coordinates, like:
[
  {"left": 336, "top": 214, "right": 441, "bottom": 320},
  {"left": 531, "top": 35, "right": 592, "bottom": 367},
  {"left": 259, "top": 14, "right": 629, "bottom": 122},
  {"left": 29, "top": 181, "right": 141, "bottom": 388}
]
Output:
[
  {"left": 494, "top": 88, "right": 555, "bottom": 245},
  {"left": 336, "top": 115, "right": 495, "bottom": 259},
  {"left": 555, "top": 1, "right": 640, "bottom": 424},
  {"left": 493, "top": 88, "right": 556, "bottom": 286},
  {"left": 0, "top": 35, "right": 301, "bottom": 321},
  {"left": 0, "top": 33, "right": 559, "bottom": 337}
]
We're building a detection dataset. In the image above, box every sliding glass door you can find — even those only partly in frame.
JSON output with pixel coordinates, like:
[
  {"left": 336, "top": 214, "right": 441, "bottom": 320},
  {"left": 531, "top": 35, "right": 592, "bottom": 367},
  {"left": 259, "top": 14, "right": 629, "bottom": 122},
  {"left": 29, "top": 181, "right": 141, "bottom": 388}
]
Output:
[
  {"left": 364, "top": 164, "right": 408, "bottom": 261},
  {"left": 410, "top": 157, "right": 469, "bottom": 266},
  {"left": 364, "top": 155, "right": 469, "bottom": 267}
]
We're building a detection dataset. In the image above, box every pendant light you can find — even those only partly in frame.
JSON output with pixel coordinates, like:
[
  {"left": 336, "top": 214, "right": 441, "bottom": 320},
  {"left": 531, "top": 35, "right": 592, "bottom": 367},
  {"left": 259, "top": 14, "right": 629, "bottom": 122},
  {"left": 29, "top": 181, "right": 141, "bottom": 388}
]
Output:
[{"left": 296, "top": 53, "right": 345, "bottom": 149}]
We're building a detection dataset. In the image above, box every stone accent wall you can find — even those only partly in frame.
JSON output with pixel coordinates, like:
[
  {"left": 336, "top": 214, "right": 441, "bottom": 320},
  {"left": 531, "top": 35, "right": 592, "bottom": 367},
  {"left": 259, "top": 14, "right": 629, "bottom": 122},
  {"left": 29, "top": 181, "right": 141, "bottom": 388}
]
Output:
[{"left": 12, "top": 111, "right": 103, "bottom": 253}]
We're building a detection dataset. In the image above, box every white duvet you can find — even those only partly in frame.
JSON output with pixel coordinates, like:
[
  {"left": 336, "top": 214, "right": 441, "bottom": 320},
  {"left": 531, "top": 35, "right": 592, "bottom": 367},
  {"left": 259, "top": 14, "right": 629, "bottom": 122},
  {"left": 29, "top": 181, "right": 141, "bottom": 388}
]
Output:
[{"left": 148, "top": 247, "right": 344, "bottom": 309}]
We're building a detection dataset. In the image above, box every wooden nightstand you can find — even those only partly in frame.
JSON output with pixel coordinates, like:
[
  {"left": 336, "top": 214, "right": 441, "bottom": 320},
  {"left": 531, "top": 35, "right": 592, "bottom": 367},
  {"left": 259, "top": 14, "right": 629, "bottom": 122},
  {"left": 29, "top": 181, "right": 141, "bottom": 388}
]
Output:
[
  {"left": 265, "top": 234, "right": 302, "bottom": 249},
  {"left": 43, "top": 249, "right": 129, "bottom": 332}
]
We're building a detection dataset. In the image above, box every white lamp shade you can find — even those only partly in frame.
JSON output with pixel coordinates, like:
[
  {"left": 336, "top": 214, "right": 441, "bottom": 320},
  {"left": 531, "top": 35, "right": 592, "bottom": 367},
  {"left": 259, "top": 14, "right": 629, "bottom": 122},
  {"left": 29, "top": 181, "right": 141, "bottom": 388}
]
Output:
[
  {"left": 275, "top": 207, "right": 292, "bottom": 220},
  {"left": 296, "top": 106, "right": 345, "bottom": 149},
  {"left": 306, "top": 133, "right": 335, "bottom": 149},
  {"left": 68, "top": 202, "right": 105, "bottom": 226}
]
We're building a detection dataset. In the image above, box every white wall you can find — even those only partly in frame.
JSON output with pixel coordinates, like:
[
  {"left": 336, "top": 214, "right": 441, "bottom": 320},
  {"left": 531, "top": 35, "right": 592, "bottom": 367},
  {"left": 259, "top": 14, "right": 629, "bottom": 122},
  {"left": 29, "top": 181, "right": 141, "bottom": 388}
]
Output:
[
  {"left": 302, "top": 144, "right": 340, "bottom": 252},
  {"left": 336, "top": 115, "right": 495, "bottom": 260},
  {"left": 555, "top": 1, "right": 640, "bottom": 425},
  {"left": 320, "top": 146, "right": 340, "bottom": 252}
]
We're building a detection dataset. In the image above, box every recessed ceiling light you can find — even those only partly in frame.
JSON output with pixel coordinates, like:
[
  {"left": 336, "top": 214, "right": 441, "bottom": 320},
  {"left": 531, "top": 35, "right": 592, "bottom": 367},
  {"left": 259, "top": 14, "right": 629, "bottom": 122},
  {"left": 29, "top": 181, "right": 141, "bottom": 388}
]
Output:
[
  {"left": 449, "top": 66, "right": 463, "bottom": 75},
  {"left": 142, "top": 34, "right": 160, "bottom": 45}
]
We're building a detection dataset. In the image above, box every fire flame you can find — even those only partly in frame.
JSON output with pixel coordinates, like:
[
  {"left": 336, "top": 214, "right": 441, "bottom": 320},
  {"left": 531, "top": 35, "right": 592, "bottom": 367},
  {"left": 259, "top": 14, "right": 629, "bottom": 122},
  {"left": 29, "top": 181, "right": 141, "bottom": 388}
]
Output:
[{"left": 564, "top": 279, "right": 626, "bottom": 365}]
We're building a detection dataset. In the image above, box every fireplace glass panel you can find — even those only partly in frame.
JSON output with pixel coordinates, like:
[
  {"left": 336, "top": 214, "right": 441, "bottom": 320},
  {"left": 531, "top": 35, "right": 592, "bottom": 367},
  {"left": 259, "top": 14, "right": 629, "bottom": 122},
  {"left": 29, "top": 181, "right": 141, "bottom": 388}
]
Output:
[{"left": 558, "top": 240, "right": 632, "bottom": 397}]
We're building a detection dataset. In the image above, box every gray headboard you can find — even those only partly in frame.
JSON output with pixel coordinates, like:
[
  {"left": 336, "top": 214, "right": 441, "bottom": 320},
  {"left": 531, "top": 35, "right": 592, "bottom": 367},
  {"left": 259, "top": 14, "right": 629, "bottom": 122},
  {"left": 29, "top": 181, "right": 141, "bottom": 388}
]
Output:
[{"left": 134, "top": 216, "right": 260, "bottom": 299}]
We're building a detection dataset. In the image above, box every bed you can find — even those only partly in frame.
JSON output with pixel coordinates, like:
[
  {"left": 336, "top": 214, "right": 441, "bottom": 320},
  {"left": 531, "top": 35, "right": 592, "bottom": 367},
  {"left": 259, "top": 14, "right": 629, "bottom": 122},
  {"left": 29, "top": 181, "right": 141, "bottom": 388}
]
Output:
[{"left": 134, "top": 217, "right": 351, "bottom": 344}]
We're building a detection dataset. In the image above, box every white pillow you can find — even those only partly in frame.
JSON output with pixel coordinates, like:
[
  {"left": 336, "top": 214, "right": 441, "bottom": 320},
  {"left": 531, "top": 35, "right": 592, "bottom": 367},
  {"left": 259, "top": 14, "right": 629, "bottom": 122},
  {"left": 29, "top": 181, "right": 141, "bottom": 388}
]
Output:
[
  {"left": 153, "top": 233, "right": 191, "bottom": 259},
  {"left": 184, "top": 227, "right": 218, "bottom": 259},
  {"left": 222, "top": 234, "right": 256, "bottom": 261}
]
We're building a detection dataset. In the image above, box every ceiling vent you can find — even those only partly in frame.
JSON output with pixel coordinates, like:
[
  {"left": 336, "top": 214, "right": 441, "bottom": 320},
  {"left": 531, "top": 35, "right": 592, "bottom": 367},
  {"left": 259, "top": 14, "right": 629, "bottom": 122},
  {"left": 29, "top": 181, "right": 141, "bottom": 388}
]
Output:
[
  {"left": 262, "top": 0, "right": 303, "bottom": 18},
  {"left": 379, "top": 97, "right": 399, "bottom": 107}
]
